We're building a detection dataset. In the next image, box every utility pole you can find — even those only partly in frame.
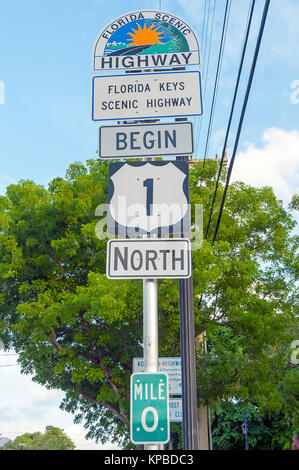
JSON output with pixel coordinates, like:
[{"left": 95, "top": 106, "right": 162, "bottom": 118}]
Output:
[{"left": 177, "top": 154, "right": 199, "bottom": 450}]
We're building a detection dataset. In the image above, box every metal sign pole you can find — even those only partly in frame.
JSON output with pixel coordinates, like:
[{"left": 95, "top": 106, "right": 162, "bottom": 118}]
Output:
[
  {"left": 143, "top": 278, "right": 160, "bottom": 450},
  {"left": 177, "top": 154, "right": 199, "bottom": 450},
  {"left": 142, "top": 152, "right": 161, "bottom": 451}
]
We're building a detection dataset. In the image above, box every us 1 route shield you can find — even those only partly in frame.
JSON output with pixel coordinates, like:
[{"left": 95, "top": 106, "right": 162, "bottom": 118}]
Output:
[{"left": 108, "top": 161, "right": 190, "bottom": 236}]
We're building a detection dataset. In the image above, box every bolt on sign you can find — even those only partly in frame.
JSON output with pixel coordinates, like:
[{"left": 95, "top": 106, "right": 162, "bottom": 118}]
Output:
[
  {"left": 130, "top": 373, "right": 170, "bottom": 445},
  {"left": 92, "top": 10, "right": 201, "bottom": 72}
]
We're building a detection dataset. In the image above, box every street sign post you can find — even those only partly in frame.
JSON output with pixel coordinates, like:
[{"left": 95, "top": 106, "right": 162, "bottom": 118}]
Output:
[
  {"left": 130, "top": 372, "right": 170, "bottom": 445},
  {"left": 92, "top": 7, "right": 202, "bottom": 451},
  {"left": 108, "top": 160, "right": 190, "bottom": 236},
  {"left": 177, "top": 155, "right": 199, "bottom": 449},
  {"left": 91, "top": 71, "right": 203, "bottom": 121},
  {"left": 98, "top": 122, "right": 194, "bottom": 159},
  {"left": 133, "top": 357, "right": 182, "bottom": 395},
  {"left": 107, "top": 238, "right": 191, "bottom": 279}
]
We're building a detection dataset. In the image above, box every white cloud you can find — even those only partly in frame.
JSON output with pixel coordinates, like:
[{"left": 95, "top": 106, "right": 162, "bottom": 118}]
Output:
[
  {"left": 0, "top": 174, "right": 16, "bottom": 195},
  {"left": 231, "top": 127, "right": 299, "bottom": 204},
  {"left": 0, "top": 354, "right": 120, "bottom": 450}
]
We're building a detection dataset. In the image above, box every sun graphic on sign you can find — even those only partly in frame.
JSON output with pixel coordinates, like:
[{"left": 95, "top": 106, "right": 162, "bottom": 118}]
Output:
[{"left": 127, "top": 23, "right": 165, "bottom": 46}]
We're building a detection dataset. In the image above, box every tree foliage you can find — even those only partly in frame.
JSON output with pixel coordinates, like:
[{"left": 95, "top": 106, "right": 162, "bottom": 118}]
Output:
[
  {"left": 211, "top": 400, "right": 298, "bottom": 450},
  {"left": 0, "top": 158, "right": 298, "bottom": 448},
  {"left": 3, "top": 425, "right": 75, "bottom": 450}
]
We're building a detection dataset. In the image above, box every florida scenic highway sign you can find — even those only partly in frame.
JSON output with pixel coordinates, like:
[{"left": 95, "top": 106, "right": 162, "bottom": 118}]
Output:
[{"left": 92, "top": 10, "right": 201, "bottom": 72}]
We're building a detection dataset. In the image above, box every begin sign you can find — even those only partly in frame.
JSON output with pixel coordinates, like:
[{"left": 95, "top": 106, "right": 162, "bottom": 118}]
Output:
[{"left": 99, "top": 122, "right": 194, "bottom": 159}]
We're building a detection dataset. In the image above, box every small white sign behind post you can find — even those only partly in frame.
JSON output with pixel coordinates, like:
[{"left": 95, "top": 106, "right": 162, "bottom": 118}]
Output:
[
  {"left": 169, "top": 398, "right": 183, "bottom": 422},
  {"left": 133, "top": 357, "right": 182, "bottom": 395},
  {"left": 99, "top": 122, "right": 194, "bottom": 159},
  {"left": 91, "top": 71, "right": 203, "bottom": 121}
]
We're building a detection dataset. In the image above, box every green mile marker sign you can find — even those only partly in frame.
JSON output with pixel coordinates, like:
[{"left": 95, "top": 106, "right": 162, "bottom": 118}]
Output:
[{"left": 130, "top": 373, "right": 170, "bottom": 445}]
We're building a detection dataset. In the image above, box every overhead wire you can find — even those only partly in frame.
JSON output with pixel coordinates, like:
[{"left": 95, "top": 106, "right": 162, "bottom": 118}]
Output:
[
  {"left": 196, "top": 0, "right": 215, "bottom": 153},
  {"left": 0, "top": 364, "right": 20, "bottom": 367},
  {"left": 198, "top": 0, "right": 270, "bottom": 309},
  {"left": 212, "top": 0, "right": 271, "bottom": 245},
  {"left": 202, "top": 0, "right": 231, "bottom": 166},
  {"left": 194, "top": 0, "right": 210, "bottom": 151},
  {"left": 205, "top": 0, "right": 256, "bottom": 239}
]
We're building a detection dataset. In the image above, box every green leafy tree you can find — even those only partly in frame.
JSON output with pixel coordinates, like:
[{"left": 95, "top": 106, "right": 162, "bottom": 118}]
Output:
[
  {"left": 0, "top": 159, "right": 297, "bottom": 448},
  {"left": 211, "top": 401, "right": 295, "bottom": 450},
  {"left": 3, "top": 426, "right": 75, "bottom": 450}
]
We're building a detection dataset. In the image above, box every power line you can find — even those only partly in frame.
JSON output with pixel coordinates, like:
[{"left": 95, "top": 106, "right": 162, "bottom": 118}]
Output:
[
  {"left": 202, "top": 0, "right": 231, "bottom": 165},
  {"left": 0, "top": 354, "right": 18, "bottom": 356},
  {"left": 0, "top": 364, "right": 20, "bottom": 367},
  {"left": 196, "top": 0, "right": 217, "bottom": 152},
  {"left": 198, "top": 0, "right": 270, "bottom": 310},
  {"left": 194, "top": 0, "right": 210, "bottom": 152},
  {"left": 205, "top": 0, "right": 256, "bottom": 239},
  {"left": 212, "top": 0, "right": 271, "bottom": 244}
]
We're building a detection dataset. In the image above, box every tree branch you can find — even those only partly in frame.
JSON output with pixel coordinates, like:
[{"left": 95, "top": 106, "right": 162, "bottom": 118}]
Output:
[
  {"left": 50, "top": 328, "right": 64, "bottom": 350},
  {"left": 73, "top": 386, "right": 129, "bottom": 426}
]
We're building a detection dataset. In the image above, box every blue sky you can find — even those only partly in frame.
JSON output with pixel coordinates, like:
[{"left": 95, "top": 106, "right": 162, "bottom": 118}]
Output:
[
  {"left": 0, "top": 0, "right": 298, "bottom": 189},
  {"left": 0, "top": 0, "right": 298, "bottom": 449}
]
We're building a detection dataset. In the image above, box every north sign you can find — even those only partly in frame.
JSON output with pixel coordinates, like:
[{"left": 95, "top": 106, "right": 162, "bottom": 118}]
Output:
[
  {"left": 108, "top": 161, "right": 190, "bottom": 236},
  {"left": 98, "top": 122, "right": 194, "bottom": 159},
  {"left": 92, "top": 10, "right": 200, "bottom": 71},
  {"left": 91, "top": 71, "right": 203, "bottom": 121},
  {"left": 130, "top": 373, "right": 170, "bottom": 445},
  {"left": 106, "top": 238, "right": 192, "bottom": 280}
]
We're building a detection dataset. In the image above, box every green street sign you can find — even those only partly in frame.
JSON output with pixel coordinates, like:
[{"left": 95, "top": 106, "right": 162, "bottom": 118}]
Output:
[{"left": 130, "top": 372, "right": 170, "bottom": 445}]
